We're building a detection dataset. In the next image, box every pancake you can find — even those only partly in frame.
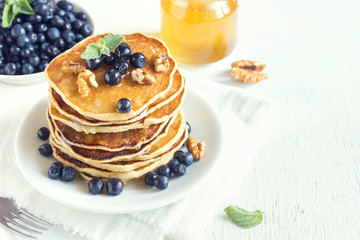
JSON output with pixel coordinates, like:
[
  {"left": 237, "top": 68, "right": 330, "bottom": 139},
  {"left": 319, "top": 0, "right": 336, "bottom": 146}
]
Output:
[
  {"left": 49, "top": 110, "right": 186, "bottom": 163},
  {"left": 45, "top": 33, "right": 177, "bottom": 121},
  {"left": 49, "top": 69, "right": 185, "bottom": 129}
]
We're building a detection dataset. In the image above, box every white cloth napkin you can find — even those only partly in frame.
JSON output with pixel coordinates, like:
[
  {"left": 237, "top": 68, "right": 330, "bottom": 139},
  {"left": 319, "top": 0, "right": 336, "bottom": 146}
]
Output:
[{"left": 0, "top": 70, "right": 277, "bottom": 240}]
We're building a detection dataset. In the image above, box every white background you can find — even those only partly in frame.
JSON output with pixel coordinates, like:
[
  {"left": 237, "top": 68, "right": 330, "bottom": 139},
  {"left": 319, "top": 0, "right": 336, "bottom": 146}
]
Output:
[{"left": 2, "top": 0, "right": 360, "bottom": 239}]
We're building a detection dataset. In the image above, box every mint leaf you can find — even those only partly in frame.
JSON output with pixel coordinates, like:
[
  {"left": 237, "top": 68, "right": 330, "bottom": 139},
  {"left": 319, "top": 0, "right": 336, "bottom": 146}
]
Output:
[
  {"left": 103, "top": 34, "right": 125, "bottom": 50},
  {"left": 81, "top": 34, "right": 125, "bottom": 60},
  {"left": 2, "top": 4, "right": 15, "bottom": 28},
  {"left": 81, "top": 44, "right": 101, "bottom": 59},
  {"left": 17, "top": 0, "right": 34, "bottom": 14},
  {"left": 2, "top": 0, "right": 34, "bottom": 28},
  {"left": 224, "top": 206, "right": 263, "bottom": 229}
]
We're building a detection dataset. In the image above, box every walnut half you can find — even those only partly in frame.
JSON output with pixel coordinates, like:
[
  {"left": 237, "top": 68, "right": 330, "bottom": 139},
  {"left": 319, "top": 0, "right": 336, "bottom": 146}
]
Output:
[
  {"left": 152, "top": 53, "right": 169, "bottom": 72},
  {"left": 231, "top": 60, "right": 268, "bottom": 83},
  {"left": 131, "top": 68, "right": 155, "bottom": 85},
  {"left": 185, "top": 137, "right": 206, "bottom": 161}
]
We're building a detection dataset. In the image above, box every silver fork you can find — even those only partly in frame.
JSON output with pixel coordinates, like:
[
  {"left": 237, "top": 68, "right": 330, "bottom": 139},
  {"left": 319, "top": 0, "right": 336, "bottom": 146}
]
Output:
[{"left": 0, "top": 197, "right": 52, "bottom": 239}]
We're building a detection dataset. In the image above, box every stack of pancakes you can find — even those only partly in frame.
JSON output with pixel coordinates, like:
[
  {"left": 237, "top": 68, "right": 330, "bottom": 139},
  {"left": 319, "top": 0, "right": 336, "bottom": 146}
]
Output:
[{"left": 45, "top": 33, "right": 187, "bottom": 182}]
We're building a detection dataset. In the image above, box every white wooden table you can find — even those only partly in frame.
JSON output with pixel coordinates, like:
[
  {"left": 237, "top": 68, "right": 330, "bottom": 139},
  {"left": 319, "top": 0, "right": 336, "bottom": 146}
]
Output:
[{"left": 2, "top": 0, "right": 360, "bottom": 239}]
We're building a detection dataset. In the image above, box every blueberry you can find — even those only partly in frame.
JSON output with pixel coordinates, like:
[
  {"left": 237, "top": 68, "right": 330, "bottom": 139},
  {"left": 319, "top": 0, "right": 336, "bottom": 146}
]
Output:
[
  {"left": 61, "top": 30, "right": 75, "bottom": 42},
  {"left": 75, "top": 12, "right": 87, "bottom": 21},
  {"left": 27, "top": 32, "right": 37, "bottom": 43},
  {"left": 178, "top": 152, "right": 194, "bottom": 167},
  {"left": 71, "top": 20, "right": 83, "bottom": 32},
  {"left": 61, "top": 166, "right": 76, "bottom": 182},
  {"left": 103, "top": 52, "right": 116, "bottom": 65},
  {"left": 114, "top": 59, "right": 129, "bottom": 74},
  {"left": 27, "top": 14, "right": 42, "bottom": 24},
  {"left": 53, "top": 37, "right": 66, "bottom": 49},
  {"left": 34, "top": 23, "right": 48, "bottom": 33},
  {"left": 75, "top": 33, "right": 84, "bottom": 42},
  {"left": 66, "top": 41, "right": 77, "bottom": 49},
  {"left": 48, "top": 162, "right": 63, "bottom": 179},
  {"left": 50, "top": 15, "right": 65, "bottom": 29},
  {"left": 47, "top": 27, "right": 60, "bottom": 40},
  {"left": 4, "top": 63, "right": 17, "bottom": 75},
  {"left": 64, "top": 11, "right": 76, "bottom": 23},
  {"left": 37, "top": 33, "right": 46, "bottom": 43},
  {"left": 88, "top": 178, "right": 104, "bottom": 195},
  {"left": 172, "top": 163, "right": 187, "bottom": 176},
  {"left": 17, "top": 35, "right": 31, "bottom": 48},
  {"left": 144, "top": 171, "right": 158, "bottom": 187},
  {"left": 37, "top": 127, "right": 50, "bottom": 140},
  {"left": 12, "top": 16, "right": 23, "bottom": 24},
  {"left": 154, "top": 175, "right": 169, "bottom": 190},
  {"left": 116, "top": 98, "right": 132, "bottom": 113},
  {"left": 38, "top": 60, "right": 49, "bottom": 71},
  {"left": 157, "top": 165, "right": 171, "bottom": 178},
  {"left": 38, "top": 143, "right": 53, "bottom": 157},
  {"left": 80, "top": 23, "right": 93, "bottom": 37},
  {"left": 85, "top": 58, "right": 101, "bottom": 71},
  {"left": 0, "top": 65, "right": 5, "bottom": 74},
  {"left": 115, "top": 43, "right": 132, "bottom": 60},
  {"left": 106, "top": 178, "right": 124, "bottom": 196},
  {"left": 173, "top": 150, "right": 184, "bottom": 160},
  {"left": 22, "top": 22, "right": 33, "bottom": 32},
  {"left": 186, "top": 121, "right": 191, "bottom": 134},
  {"left": 6, "top": 36, "right": 14, "bottom": 45},
  {"left": 11, "top": 24, "right": 26, "bottom": 38},
  {"left": 28, "top": 54, "right": 40, "bottom": 67},
  {"left": 62, "top": 22, "right": 72, "bottom": 31},
  {"left": 56, "top": 8, "right": 66, "bottom": 17},
  {"left": 9, "top": 45, "right": 21, "bottom": 56},
  {"left": 40, "top": 42, "right": 50, "bottom": 52},
  {"left": 129, "top": 52, "right": 146, "bottom": 68},
  {"left": 20, "top": 48, "right": 31, "bottom": 58},
  {"left": 46, "top": 45, "right": 60, "bottom": 57},
  {"left": 57, "top": 1, "right": 74, "bottom": 11},
  {"left": 42, "top": 11, "right": 54, "bottom": 21},
  {"left": 104, "top": 68, "right": 121, "bottom": 86},
  {"left": 168, "top": 159, "right": 179, "bottom": 173},
  {"left": 21, "top": 63, "right": 34, "bottom": 74},
  {"left": 34, "top": 3, "right": 49, "bottom": 16}
]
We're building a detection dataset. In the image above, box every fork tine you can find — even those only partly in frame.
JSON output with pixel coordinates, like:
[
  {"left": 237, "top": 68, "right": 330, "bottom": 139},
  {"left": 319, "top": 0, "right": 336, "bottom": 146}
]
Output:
[
  {"left": 3, "top": 221, "right": 37, "bottom": 239},
  {"left": 10, "top": 212, "right": 48, "bottom": 231},
  {"left": 18, "top": 208, "right": 52, "bottom": 226},
  {"left": 4, "top": 216, "right": 42, "bottom": 234}
]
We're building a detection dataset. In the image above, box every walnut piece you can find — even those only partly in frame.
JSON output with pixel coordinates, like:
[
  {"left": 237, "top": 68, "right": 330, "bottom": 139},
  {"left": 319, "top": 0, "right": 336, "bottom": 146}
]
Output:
[
  {"left": 185, "top": 137, "right": 205, "bottom": 161},
  {"left": 152, "top": 53, "right": 170, "bottom": 72},
  {"left": 63, "top": 61, "right": 86, "bottom": 74},
  {"left": 78, "top": 69, "right": 98, "bottom": 88},
  {"left": 77, "top": 78, "right": 90, "bottom": 97},
  {"left": 131, "top": 68, "right": 155, "bottom": 85},
  {"left": 231, "top": 60, "right": 268, "bottom": 83}
]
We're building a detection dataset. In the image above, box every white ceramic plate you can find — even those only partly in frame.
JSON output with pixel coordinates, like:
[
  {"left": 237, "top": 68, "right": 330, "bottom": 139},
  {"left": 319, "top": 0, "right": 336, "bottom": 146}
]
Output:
[{"left": 14, "top": 85, "right": 223, "bottom": 214}]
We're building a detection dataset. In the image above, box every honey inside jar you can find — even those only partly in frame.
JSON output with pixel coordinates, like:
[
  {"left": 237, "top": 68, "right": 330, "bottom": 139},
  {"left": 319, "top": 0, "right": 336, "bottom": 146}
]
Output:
[{"left": 161, "top": 0, "right": 238, "bottom": 64}]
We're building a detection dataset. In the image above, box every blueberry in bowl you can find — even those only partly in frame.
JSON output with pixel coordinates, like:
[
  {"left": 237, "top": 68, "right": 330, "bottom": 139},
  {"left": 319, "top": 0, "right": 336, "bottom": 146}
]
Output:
[{"left": 0, "top": 0, "right": 95, "bottom": 85}]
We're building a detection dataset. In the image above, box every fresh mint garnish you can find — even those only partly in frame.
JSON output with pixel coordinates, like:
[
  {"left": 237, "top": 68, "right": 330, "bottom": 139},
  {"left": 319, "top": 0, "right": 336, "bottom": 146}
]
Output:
[
  {"left": 81, "top": 34, "right": 125, "bottom": 60},
  {"left": 224, "top": 206, "right": 263, "bottom": 229},
  {"left": 2, "top": 0, "right": 35, "bottom": 28}
]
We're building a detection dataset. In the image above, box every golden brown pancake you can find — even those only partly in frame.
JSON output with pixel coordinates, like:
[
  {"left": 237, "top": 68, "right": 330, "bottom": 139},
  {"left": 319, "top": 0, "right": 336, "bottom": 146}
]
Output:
[{"left": 45, "top": 33, "right": 177, "bottom": 121}]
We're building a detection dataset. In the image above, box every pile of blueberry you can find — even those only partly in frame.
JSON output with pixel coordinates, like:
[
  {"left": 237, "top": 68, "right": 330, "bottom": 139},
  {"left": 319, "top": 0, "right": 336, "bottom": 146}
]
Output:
[
  {"left": 0, "top": 0, "right": 93, "bottom": 75},
  {"left": 144, "top": 122, "right": 194, "bottom": 190},
  {"left": 37, "top": 126, "right": 76, "bottom": 182},
  {"left": 85, "top": 42, "right": 146, "bottom": 114}
]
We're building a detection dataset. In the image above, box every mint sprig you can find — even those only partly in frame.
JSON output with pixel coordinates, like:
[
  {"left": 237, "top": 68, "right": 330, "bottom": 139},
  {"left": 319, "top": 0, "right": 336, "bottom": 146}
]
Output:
[
  {"left": 81, "top": 34, "right": 125, "bottom": 60},
  {"left": 224, "top": 206, "right": 263, "bottom": 229},
  {"left": 2, "top": 0, "right": 35, "bottom": 28}
]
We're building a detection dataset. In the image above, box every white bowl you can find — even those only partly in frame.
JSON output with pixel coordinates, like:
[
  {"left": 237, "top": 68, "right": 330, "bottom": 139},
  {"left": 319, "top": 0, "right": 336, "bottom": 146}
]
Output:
[{"left": 0, "top": 1, "right": 95, "bottom": 86}]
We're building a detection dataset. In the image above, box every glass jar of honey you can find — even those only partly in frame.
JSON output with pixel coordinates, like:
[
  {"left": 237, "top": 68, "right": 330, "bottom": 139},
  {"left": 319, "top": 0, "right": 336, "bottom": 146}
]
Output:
[{"left": 161, "top": 0, "right": 238, "bottom": 64}]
